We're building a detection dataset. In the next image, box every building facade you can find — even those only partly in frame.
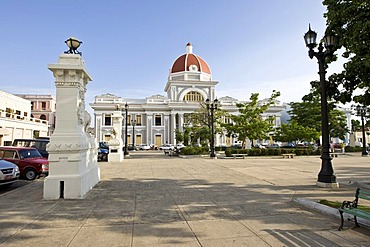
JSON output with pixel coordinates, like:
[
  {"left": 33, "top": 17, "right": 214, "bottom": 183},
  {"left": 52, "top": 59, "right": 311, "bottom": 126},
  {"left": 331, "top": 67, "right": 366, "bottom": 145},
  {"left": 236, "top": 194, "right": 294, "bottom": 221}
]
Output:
[
  {"left": 90, "top": 43, "right": 285, "bottom": 147},
  {"left": 0, "top": 90, "right": 49, "bottom": 146},
  {"left": 15, "top": 94, "right": 56, "bottom": 136}
]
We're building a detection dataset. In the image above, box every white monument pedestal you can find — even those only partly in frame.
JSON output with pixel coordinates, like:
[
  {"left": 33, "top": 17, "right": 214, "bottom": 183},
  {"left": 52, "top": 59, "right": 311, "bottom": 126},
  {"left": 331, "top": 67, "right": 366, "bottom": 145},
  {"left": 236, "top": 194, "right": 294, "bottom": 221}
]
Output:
[
  {"left": 43, "top": 54, "right": 100, "bottom": 199},
  {"left": 108, "top": 139, "right": 123, "bottom": 162},
  {"left": 108, "top": 110, "right": 124, "bottom": 162}
]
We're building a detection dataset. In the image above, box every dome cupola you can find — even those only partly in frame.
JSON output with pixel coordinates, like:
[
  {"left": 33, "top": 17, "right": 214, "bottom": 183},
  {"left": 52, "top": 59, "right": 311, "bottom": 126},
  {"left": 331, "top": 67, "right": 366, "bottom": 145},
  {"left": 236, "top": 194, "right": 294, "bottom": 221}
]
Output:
[{"left": 170, "top": 43, "right": 211, "bottom": 75}]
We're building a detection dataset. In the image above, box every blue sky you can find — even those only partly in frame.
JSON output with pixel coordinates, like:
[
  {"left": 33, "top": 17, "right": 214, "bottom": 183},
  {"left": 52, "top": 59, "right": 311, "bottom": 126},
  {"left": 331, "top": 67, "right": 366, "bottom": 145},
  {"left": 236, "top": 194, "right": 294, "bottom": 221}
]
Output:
[{"left": 0, "top": 0, "right": 344, "bottom": 112}]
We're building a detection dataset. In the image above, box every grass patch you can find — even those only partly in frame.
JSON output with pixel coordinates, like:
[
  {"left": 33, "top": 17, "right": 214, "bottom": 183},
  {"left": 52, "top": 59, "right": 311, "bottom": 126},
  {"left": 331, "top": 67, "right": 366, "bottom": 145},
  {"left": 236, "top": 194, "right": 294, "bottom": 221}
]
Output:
[{"left": 319, "top": 199, "right": 370, "bottom": 213}]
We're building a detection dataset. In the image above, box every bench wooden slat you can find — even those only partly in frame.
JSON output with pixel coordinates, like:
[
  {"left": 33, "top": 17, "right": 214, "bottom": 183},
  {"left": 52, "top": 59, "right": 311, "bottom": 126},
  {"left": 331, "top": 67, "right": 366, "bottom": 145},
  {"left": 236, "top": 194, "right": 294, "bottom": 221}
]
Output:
[{"left": 339, "top": 208, "right": 370, "bottom": 220}]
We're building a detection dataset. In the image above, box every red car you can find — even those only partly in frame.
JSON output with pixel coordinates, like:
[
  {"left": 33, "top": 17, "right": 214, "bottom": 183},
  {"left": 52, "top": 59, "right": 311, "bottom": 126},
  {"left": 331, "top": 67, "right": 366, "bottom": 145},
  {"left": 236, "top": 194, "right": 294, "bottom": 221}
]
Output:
[{"left": 0, "top": 147, "right": 49, "bottom": 180}]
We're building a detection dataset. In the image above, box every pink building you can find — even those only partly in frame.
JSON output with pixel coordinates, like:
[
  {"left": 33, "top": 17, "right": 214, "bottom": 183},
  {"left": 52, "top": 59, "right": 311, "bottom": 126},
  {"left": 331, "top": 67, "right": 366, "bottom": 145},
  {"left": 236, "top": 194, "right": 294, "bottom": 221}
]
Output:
[{"left": 15, "top": 94, "right": 56, "bottom": 136}]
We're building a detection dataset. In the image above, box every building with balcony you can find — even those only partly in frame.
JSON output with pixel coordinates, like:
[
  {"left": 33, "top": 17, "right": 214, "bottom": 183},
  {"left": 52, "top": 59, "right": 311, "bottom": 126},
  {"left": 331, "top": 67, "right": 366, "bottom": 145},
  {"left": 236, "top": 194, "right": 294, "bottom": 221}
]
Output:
[{"left": 0, "top": 90, "right": 49, "bottom": 146}]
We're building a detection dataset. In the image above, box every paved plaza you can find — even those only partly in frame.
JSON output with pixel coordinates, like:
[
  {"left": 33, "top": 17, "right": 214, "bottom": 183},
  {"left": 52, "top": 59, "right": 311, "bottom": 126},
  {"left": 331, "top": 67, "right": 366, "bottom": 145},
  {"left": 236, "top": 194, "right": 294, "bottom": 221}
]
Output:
[{"left": 1, "top": 152, "right": 370, "bottom": 246}]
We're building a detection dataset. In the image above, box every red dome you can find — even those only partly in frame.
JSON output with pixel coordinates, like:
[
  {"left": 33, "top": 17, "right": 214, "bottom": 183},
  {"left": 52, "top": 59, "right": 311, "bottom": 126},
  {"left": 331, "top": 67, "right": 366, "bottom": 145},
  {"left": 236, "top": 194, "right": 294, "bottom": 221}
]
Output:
[{"left": 171, "top": 43, "right": 211, "bottom": 75}]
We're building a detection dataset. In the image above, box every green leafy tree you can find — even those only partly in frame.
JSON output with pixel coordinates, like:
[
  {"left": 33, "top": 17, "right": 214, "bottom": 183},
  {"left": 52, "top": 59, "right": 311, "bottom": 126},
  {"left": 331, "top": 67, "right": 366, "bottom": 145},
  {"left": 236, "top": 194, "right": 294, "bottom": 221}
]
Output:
[
  {"left": 289, "top": 87, "right": 349, "bottom": 140},
  {"left": 323, "top": 0, "right": 370, "bottom": 105},
  {"left": 273, "top": 120, "right": 320, "bottom": 144},
  {"left": 175, "top": 129, "right": 184, "bottom": 144},
  {"left": 223, "top": 91, "right": 280, "bottom": 148},
  {"left": 186, "top": 102, "right": 228, "bottom": 146},
  {"left": 351, "top": 119, "right": 361, "bottom": 132}
]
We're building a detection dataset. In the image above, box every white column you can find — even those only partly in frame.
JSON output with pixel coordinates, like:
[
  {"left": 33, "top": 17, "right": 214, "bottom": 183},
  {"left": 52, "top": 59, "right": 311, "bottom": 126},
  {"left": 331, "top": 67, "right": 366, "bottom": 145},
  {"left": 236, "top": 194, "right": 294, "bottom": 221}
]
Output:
[
  {"left": 171, "top": 113, "right": 176, "bottom": 144},
  {"left": 179, "top": 113, "right": 184, "bottom": 132},
  {"left": 44, "top": 54, "right": 100, "bottom": 200}
]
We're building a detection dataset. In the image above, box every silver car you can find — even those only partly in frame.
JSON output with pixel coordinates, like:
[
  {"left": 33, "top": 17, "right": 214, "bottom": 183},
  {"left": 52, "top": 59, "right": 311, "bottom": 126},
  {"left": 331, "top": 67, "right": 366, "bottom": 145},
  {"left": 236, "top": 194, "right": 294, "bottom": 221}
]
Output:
[{"left": 0, "top": 159, "right": 20, "bottom": 187}]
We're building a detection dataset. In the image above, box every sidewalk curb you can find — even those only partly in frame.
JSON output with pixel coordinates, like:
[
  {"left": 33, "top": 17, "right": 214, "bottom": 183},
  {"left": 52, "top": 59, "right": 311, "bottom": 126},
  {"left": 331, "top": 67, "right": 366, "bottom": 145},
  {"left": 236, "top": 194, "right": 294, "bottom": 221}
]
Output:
[{"left": 293, "top": 197, "right": 370, "bottom": 227}]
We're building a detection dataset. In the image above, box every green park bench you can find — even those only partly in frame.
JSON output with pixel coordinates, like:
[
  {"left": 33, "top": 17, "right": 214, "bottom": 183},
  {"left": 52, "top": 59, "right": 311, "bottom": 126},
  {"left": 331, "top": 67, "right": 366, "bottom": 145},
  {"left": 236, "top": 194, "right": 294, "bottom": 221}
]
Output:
[{"left": 338, "top": 188, "right": 370, "bottom": 230}]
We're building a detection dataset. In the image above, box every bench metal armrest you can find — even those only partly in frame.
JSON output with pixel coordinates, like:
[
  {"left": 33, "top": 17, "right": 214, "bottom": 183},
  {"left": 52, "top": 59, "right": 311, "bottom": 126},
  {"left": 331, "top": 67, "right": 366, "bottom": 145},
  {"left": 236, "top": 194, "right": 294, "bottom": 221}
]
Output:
[{"left": 341, "top": 200, "right": 357, "bottom": 209}]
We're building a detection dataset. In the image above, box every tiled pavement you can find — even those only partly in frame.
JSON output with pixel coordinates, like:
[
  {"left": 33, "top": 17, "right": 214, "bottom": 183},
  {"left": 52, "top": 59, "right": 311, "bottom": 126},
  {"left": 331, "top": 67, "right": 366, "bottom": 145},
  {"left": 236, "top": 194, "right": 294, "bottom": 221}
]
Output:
[{"left": 1, "top": 152, "right": 370, "bottom": 246}]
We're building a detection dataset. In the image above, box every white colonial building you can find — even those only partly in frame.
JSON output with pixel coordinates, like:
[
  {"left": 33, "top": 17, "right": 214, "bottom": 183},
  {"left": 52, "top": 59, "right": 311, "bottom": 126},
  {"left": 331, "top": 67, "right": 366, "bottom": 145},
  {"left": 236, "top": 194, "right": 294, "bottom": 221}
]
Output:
[
  {"left": 90, "top": 43, "right": 285, "bottom": 147},
  {"left": 0, "top": 90, "right": 49, "bottom": 146}
]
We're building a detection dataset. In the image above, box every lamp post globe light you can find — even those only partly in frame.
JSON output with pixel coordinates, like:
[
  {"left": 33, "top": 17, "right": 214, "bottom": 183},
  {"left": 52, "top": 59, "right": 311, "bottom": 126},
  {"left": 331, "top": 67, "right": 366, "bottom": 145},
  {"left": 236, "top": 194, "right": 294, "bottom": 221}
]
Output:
[
  {"left": 355, "top": 105, "right": 368, "bottom": 156},
  {"left": 64, "top": 37, "right": 83, "bottom": 56},
  {"left": 304, "top": 24, "right": 338, "bottom": 188},
  {"left": 124, "top": 103, "right": 129, "bottom": 156},
  {"left": 205, "top": 98, "right": 219, "bottom": 158}
]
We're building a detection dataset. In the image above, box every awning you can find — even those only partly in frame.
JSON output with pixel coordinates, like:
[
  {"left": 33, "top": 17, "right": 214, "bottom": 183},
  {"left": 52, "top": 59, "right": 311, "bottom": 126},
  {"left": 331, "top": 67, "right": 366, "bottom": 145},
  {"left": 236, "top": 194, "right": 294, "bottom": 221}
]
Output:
[{"left": 0, "top": 127, "right": 10, "bottom": 136}]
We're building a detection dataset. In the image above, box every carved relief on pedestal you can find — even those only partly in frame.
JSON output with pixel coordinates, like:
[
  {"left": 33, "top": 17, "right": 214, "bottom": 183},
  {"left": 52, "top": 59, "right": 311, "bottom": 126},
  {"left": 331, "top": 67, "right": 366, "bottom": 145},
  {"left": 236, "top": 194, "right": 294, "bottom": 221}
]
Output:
[{"left": 46, "top": 143, "right": 89, "bottom": 152}]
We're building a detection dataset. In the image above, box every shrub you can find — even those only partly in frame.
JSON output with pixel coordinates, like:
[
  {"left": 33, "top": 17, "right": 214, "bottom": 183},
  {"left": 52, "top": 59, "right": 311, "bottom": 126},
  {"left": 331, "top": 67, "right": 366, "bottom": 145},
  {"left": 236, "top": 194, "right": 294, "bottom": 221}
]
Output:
[
  {"left": 181, "top": 146, "right": 209, "bottom": 155},
  {"left": 345, "top": 146, "right": 362, "bottom": 152}
]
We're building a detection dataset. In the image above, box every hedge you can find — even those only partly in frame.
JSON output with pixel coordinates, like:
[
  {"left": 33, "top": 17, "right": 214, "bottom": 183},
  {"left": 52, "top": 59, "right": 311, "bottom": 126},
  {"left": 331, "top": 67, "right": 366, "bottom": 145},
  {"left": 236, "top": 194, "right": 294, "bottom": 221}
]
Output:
[{"left": 225, "top": 147, "right": 320, "bottom": 157}]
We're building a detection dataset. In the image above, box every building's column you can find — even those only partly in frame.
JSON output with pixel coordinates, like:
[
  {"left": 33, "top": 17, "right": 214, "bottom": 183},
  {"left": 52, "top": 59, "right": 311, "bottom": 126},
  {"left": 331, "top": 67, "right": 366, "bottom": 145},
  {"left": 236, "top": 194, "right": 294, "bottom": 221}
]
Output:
[
  {"left": 171, "top": 113, "right": 176, "bottom": 144},
  {"left": 147, "top": 113, "right": 153, "bottom": 145},
  {"left": 44, "top": 54, "right": 100, "bottom": 200},
  {"left": 179, "top": 113, "right": 184, "bottom": 132},
  {"left": 164, "top": 114, "right": 170, "bottom": 144}
]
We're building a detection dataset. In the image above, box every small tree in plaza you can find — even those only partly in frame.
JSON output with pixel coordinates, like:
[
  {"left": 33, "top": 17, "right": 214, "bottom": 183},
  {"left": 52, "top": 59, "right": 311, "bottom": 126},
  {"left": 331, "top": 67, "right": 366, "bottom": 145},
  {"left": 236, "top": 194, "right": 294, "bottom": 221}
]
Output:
[
  {"left": 222, "top": 91, "right": 281, "bottom": 148},
  {"left": 289, "top": 87, "right": 349, "bottom": 141},
  {"left": 185, "top": 102, "right": 227, "bottom": 146},
  {"left": 273, "top": 120, "right": 320, "bottom": 144},
  {"left": 174, "top": 129, "right": 184, "bottom": 144}
]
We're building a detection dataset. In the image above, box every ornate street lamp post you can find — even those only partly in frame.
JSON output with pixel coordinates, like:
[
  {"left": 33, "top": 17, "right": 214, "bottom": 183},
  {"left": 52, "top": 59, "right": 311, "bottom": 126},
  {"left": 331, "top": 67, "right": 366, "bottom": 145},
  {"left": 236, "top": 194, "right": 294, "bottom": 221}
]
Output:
[
  {"left": 131, "top": 119, "right": 136, "bottom": 150},
  {"left": 206, "top": 98, "right": 218, "bottom": 158},
  {"left": 304, "top": 25, "right": 338, "bottom": 187},
  {"left": 355, "top": 105, "right": 368, "bottom": 156},
  {"left": 124, "top": 103, "right": 129, "bottom": 156}
]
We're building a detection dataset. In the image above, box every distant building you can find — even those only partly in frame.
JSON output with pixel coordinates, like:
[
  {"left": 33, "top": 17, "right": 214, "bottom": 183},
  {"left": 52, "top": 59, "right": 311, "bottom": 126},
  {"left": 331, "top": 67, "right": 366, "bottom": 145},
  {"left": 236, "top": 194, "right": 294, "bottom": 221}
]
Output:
[
  {"left": 90, "top": 43, "right": 285, "bottom": 147},
  {"left": 15, "top": 94, "right": 56, "bottom": 136},
  {"left": 0, "top": 90, "right": 48, "bottom": 146},
  {"left": 350, "top": 127, "right": 370, "bottom": 147}
]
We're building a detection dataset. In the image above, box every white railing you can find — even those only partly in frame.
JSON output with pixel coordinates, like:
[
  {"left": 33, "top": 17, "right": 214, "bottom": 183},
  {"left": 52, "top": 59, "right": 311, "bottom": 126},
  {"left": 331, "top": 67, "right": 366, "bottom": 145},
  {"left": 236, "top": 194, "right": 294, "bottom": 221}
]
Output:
[{"left": 0, "top": 111, "right": 48, "bottom": 125}]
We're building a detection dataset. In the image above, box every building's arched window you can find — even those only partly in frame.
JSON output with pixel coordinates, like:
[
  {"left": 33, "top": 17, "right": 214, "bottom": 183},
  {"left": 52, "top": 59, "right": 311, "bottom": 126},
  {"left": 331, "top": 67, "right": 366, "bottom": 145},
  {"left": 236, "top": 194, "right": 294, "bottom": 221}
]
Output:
[
  {"left": 183, "top": 91, "right": 204, "bottom": 102},
  {"left": 40, "top": 114, "right": 47, "bottom": 120}
]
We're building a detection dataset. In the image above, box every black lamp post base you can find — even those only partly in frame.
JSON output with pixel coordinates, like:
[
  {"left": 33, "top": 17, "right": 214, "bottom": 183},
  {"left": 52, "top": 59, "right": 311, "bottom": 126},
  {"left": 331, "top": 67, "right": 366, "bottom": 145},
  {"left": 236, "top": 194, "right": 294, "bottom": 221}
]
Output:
[
  {"left": 317, "top": 181, "right": 339, "bottom": 188},
  {"left": 362, "top": 151, "right": 368, "bottom": 156},
  {"left": 317, "top": 172, "right": 339, "bottom": 188}
]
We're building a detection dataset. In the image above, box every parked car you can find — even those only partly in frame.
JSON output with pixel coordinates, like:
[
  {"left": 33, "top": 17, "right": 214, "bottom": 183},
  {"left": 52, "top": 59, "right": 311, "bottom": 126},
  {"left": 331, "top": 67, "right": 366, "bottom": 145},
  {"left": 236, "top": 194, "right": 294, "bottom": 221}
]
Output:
[
  {"left": 0, "top": 147, "right": 49, "bottom": 180},
  {"left": 138, "top": 144, "right": 151, "bottom": 150},
  {"left": 267, "top": 143, "right": 280, "bottom": 148},
  {"left": 12, "top": 138, "right": 49, "bottom": 158},
  {"left": 281, "top": 142, "right": 295, "bottom": 148},
  {"left": 254, "top": 144, "right": 266, "bottom": 149},
  {"left": 355, "top": 141, "right": 363, "bottom": 147},
  {"left": 0, "top": 159, "right": 20, "bottom": 187},
  {"left": 98, "top": 148, "right": 109, "bottom": 161},
  {"left": 176, "top": 143, "right": 185, "bottom": 149},
  {"left": 159, "top": 144, "right": 175, "bottom": 150}
]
